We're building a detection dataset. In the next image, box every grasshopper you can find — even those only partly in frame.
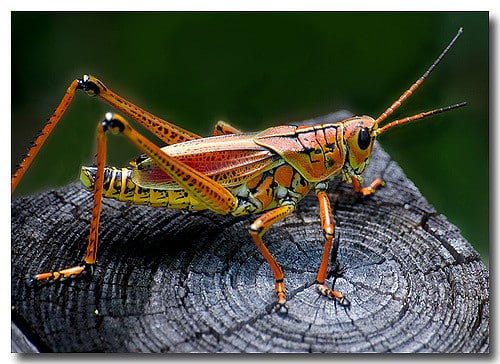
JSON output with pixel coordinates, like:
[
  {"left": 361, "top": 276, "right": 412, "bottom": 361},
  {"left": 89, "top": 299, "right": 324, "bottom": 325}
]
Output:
[{"left": 12, "top": 28, "right": 465, "bottom": 314}]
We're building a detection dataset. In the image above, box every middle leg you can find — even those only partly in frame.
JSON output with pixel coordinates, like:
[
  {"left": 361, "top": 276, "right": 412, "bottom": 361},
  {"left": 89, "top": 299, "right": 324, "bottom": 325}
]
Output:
[{"left": 249, "top": 204, "right": 295, "bottom": 315}]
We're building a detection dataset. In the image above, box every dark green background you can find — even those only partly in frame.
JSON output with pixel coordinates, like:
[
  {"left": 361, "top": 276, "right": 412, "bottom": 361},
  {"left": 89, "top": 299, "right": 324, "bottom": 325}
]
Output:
[{"left": 11, "top": 12, "right": 489, "bottom": 263}]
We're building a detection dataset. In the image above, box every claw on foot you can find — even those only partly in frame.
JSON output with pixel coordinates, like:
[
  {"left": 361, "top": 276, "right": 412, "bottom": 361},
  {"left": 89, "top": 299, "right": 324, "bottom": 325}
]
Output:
[
  {"left": 359, "top": 178, "right": 385, "bottom": 196},
  {"left": 316, "top": 283, "right": 351, "bottom": 307},
  {"left": 337, "top": 295, "right": 351, "bottom": 307},
  {"left": 274, "top": 280, "right": 288, "bottom": 315},
  {"left": 275, "top": 301, "right": 289, "bottom": 315}
]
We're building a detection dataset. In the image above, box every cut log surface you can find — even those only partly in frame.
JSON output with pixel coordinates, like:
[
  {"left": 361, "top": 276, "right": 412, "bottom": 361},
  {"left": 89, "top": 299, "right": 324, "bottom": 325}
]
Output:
[{"left": 11, "top": 113, "right": 489, "bottom": 353}]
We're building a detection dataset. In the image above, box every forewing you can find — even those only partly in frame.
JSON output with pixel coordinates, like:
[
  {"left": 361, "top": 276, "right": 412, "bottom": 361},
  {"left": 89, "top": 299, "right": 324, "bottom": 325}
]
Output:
[{"left": 131, "top": 133, "right": 279, "bottom": 189}]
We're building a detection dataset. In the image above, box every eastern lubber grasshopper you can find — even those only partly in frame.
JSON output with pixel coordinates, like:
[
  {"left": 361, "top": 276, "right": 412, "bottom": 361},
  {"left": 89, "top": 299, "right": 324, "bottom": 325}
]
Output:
[{"left": 12, "top": 28, "right": 465, "bottom": 314}]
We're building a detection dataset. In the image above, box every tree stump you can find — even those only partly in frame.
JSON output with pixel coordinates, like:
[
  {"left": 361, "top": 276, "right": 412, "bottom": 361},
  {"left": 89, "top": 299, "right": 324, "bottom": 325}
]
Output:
[{"left": 11, "top": 112, "right": 489, "bottom": 353}]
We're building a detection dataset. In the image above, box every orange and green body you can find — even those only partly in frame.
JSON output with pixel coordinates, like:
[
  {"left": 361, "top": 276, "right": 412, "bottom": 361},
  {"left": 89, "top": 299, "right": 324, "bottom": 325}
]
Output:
[
  {"left": 80, "top": 121, "right": 370, "bottom": 215},
  {"left": 13, "top": 28, "right": 465, "bottom": 314}
]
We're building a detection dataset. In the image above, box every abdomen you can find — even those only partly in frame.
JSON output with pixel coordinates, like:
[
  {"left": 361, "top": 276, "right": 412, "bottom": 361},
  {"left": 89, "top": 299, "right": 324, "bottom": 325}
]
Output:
[
  {"left": 81, "top": 162, "right": 313, "bottom": 215},
  {"left": 80, "top": 166, "right": 205, "bottom": 210}
]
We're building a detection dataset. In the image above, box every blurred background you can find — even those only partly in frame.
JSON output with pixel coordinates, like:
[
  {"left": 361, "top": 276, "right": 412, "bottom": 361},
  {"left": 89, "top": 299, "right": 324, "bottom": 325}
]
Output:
[{"left": 11, "top": 12, "right": 488, "bottom": 263}]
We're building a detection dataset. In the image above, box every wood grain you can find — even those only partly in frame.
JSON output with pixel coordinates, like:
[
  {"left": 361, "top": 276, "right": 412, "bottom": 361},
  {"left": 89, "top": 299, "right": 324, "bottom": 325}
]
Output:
[{"left": 11, "top": 113, "right": 489, "bottom": 353}]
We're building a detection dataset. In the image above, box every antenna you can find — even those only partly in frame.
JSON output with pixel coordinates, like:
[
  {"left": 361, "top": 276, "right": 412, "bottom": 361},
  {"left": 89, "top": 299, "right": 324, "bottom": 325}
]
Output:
[
  {"left": 373, "top": 102, "right": 466, "bottom": 136},
  {"left": 375, "top": 27, "right": 463, "bottom": 126}
]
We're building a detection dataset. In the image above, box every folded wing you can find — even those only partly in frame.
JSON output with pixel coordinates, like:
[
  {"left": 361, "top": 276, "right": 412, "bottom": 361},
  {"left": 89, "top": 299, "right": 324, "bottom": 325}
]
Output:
[{"left": 131, "top": 132, "right": 281, "bottom": 190}]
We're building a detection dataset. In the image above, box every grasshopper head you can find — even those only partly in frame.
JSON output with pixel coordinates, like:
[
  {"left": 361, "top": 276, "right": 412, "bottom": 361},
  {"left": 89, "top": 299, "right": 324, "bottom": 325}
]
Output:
[
  {"left": 340, "top": 28, "right": 466, "bottom": 183},
  {"left": 341, "top": 99, "right": 466, "bottom": 181},
  {"left": 342, "top": 116, "right": 378, "bottom": 177}
]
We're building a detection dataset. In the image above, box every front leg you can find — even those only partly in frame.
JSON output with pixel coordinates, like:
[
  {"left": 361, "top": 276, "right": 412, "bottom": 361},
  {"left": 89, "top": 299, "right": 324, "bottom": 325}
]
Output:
[{"left": 351, "top": 176, "right": 385, "bottom": 197}]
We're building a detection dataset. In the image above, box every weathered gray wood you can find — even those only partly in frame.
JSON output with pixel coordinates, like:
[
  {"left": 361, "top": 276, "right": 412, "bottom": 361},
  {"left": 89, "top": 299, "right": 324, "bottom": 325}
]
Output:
[
  {"left": 11, "top": 322, "right": 39, "bottom": 353},
  {"left": 11, "top": 113, "right": 489, "bottom": 353}
]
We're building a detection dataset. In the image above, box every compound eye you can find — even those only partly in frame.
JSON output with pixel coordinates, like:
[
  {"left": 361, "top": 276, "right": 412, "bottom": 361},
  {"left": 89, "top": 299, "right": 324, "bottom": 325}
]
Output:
[{"left": 358, "top": 127, "right": 371, "bottom": 150}]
